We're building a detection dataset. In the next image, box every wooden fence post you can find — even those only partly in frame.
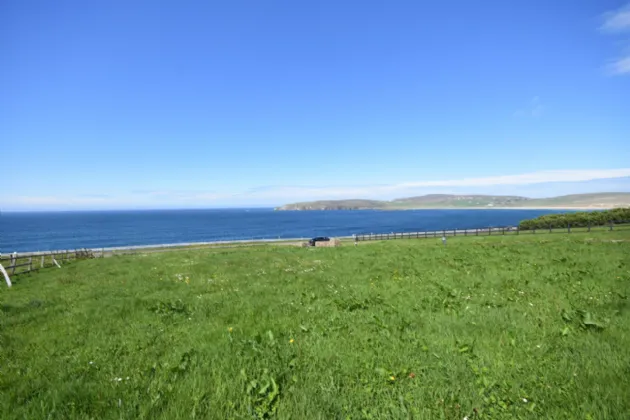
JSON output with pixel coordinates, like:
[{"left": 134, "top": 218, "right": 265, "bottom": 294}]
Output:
[
  {"left": 517, "top": 226, "right": 519, "bottom": 235},
  {"left": 28, "top": 257, "right": 33, "bottom": 272},
  {"left": 0, "top": 263, "right": 11, "bottom": 287},
  {"left": 488, "top": 227, "right": 491, "bottom": 236},
  {"left": 10, "top": 254, "right": 16, "bottom": 274},
  {"left": 549, "top": 224, "right": 552, "bottom": 233},
  {"left": 568, "top": 223, "right": 571, "bottom": 233},
  {"left": 610, "top": 221, "right": 614, "bottom": 231},
  {"left": 476, "top": 228, "right": 478, "bottom": 236},
  {"left": 588, "top": 222, "right": 591, "bottom": 232},
  {"left": 41, "top": 255, "right": 45, "bottom": 268}
]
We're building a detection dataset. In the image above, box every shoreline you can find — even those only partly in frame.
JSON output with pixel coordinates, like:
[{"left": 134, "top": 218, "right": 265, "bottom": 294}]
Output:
[
  {"left": 390, "top": 206, "right": 619, "bottom": 210},
  {"left": 278, "top": 206, "right": 622, "bottom": 211}
]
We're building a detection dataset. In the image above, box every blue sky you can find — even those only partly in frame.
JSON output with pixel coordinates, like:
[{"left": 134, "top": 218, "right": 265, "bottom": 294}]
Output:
[{"left": 1, "top": 0, "right": 629, "bottom": 210}]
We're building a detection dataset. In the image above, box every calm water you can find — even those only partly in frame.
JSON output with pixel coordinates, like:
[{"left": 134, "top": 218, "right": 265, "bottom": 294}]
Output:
[{"left": 0, "top": 208, "right": 571, "bottom": 252}]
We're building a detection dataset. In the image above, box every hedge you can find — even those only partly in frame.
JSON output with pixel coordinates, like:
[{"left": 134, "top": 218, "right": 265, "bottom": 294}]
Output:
[{"left": 518, "top": 208, "right": 630, "bottom": 230}]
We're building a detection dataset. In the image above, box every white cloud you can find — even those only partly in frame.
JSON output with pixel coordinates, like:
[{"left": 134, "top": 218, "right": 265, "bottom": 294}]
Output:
[
  {"left": 600, "top": 4, "right": 630, "bottom": 75},
  {"left": 601, "top": 4, "right": 630, "bottom": 32},
  {"left": 398, "top": 169, "right": 630, "bottom": 188},
  {"left": 3, "top": 169, "right": 629, "bottom": 210},
  {"left": 607, "top": 56, "right": 630, "bottom": 75}
]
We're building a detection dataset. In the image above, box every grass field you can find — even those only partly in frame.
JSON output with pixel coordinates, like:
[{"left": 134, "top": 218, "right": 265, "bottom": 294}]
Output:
[{"left": 1, "top": 231, "right": 630, "bottom": 419}]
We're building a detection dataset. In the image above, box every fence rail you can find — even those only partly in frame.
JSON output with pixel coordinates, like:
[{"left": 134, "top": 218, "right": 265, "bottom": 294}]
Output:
[
  {"left": 0, "top": 249, "right": 96, "bottom": 287},
  {"left": 354, "top": 220, "right": 630, "bottom": 242}
]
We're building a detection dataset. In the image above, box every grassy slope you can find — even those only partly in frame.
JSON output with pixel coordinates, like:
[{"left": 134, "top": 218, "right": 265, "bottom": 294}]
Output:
[
  {"left": 276, "top": 199, "right": 386, "bottom": 210},
  {"left": 388, "top": 195, "right": 528, "bottom": 209},
  {"left": 521, "top": 193, "right": 630, "bottom": 207},
  {"left": 276, "top": 192, "right": 630, "bottom": 210},
  {"left": 1, "top": 231, "right": 630, "bottom": 419}
]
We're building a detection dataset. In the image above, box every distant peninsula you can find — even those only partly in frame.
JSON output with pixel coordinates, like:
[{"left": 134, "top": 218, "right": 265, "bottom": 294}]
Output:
[{"left": 275, "top": 193, "right": 630, "bottom": 211}]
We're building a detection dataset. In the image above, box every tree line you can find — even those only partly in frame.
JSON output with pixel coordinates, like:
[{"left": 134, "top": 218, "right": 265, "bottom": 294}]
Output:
[{"left": 518, "top": 208, "right": 630, "bottom": 230}]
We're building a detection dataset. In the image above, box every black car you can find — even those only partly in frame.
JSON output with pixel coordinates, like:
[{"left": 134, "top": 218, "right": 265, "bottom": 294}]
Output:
[{"left": 308, "top": 236, "right": 330, "bottom": 246}]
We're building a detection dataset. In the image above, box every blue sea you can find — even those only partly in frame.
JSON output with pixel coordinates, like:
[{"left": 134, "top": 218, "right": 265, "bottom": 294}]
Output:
[{"left": 0, "top": 208, "right": 572, "bottom": 252}]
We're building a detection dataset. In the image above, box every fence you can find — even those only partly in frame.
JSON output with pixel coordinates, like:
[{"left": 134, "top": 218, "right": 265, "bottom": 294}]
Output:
[
  {"left": 0, "top": 249, "right": 96, "bottom": 287},
  {"left": 354, "top": 220, "right": 630, "bottom": 242}
]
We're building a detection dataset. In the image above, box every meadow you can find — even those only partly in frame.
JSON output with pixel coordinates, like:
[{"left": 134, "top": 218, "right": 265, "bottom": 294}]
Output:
[{"left": 1, "top": 230, "right": 629, "bottom": 419}]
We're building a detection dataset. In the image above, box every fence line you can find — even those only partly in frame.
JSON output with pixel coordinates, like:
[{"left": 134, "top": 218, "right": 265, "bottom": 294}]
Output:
[
  {"left": 353, "top": 220, "right": 629, "bottom": 242},
  {"left": 0, "top": 249, "right": 96, "bottom": 287}
]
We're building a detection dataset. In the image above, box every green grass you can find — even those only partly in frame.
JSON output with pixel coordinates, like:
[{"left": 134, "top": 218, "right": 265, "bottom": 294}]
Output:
[{"left": 1, "top": 231, "right": 630, "bottom": 419}]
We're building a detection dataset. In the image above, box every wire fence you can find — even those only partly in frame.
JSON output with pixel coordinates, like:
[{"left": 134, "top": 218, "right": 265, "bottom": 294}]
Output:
[{"left": 353, "top": 220, "right": 630, "bottom": 242}]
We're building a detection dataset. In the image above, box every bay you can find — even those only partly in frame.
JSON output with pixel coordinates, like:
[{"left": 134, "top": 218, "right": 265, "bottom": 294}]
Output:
[{"left": 0, "top": 208, "right": 570, "bottom": 252}]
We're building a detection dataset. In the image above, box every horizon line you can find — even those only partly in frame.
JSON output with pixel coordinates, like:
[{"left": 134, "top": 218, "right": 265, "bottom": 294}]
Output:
[{"left": 3, "top": 191, "right": 630, "bottom": 213}]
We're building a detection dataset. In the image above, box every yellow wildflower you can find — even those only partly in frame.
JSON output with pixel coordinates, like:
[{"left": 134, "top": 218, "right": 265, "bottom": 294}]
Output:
[
  {"left": 289, "top": 338, "right": 295, "bottom": 344},
  {"left": 389, "top": 375, "right": 395, "bottom": 381},
  {"left": 228, "top": 327, "right": 233, "bottom": 333}
]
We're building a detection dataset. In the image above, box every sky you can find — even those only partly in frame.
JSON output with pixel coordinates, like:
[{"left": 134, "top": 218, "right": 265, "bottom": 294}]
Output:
[{"left": 1, "top": 0, "right": 630, "bottom": 211}]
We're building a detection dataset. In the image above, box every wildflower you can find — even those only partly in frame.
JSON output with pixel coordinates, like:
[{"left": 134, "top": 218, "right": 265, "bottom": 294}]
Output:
[
  {"left": 89, "top": 361, "right": 94, "bottom": 365},
  {"left": 289, "top": 338, "right": 295, "bottom": 344},
  {"left": 408, "top": 372, "right": 416, "bottom": 379},
  {"left": 522, "top": 398, "right": 528, "bottom": 403},
  {"left": 389, "top": 375, "right": 395, "bottom": 381},
  {"left": 228, "top": 327, "right": 233, "bottom": 333}
]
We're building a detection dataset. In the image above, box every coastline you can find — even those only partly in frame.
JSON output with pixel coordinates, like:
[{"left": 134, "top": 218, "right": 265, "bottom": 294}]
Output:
[
  {"left": 278, "top": 206, "right": 622, "bottom": 211},
  {"left": 389, "top": 206, "right": 619, "bottom": 211}
]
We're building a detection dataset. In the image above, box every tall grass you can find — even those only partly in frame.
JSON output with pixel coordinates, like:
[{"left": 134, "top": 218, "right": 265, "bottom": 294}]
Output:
[{"left": 1, "top": 231, "right": 629, "bottom": 419}]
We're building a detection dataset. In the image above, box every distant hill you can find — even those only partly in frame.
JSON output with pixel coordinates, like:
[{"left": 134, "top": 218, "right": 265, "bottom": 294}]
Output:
[
  {"left": 275, "top": 199, "right": 386, "bottom": 211},
  {"left": 275, "top": 192, "right": 630, "bottom": 211}
]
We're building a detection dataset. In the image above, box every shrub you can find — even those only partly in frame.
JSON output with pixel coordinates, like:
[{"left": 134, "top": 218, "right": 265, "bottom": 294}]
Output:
[{"left": 518, "top": 208, "right": 630, "bottom": 230}]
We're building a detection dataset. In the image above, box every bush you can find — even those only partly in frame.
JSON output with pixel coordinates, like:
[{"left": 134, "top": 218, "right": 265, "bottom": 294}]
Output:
[{"left": 518, "top": 208, "right": 630, "bottom": 230}]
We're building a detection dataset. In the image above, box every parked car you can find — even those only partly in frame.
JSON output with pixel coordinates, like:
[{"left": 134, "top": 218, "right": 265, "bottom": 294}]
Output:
[{"left": 308, "top": 236, "right": 330, "bottom": 246}]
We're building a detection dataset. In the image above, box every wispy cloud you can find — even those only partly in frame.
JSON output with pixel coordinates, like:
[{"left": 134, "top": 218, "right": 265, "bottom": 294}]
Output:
[
  {"left": 600, "top": 4, "right": 630, "bottom": 32},
  {"left": 606, "top": 56, "right": 630, "bottom": 75},
  {"left": 3, "top": 169, "right": 630, "bottom": 210},
  {"left": 600, "top": 4, "right": 630, "bottom": 76},
  {"left": 514, "top": 96, "right": 544, "bottom": 118}
]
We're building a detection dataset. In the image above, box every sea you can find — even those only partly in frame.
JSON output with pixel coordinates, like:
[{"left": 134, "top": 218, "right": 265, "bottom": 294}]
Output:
[{"left": 0, "top": 208, "right": 572, "bottom": 252}]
